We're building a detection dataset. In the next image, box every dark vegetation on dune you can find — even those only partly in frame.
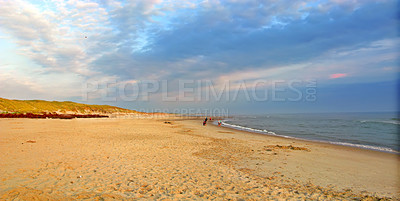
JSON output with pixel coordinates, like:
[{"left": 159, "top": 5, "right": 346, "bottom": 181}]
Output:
[{"left": 0, "top": 113, "right": 108, "bottom": 119}]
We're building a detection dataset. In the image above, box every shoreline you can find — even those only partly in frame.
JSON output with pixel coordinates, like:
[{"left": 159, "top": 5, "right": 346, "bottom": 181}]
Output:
[
  {"left": 200, "top": 119, "right": 399, "bottom": 197},
  {"left": 215, "top": 119, "right": 399, "bottom": 154},
  {"left": 208, "top": 120, "right": 400, "bottom": 169},
  {"left": 209, "top": 120, "right": 399, "bottom": 159}
]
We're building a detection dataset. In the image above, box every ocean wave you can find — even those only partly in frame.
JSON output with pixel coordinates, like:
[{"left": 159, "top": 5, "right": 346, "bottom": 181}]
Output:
[
  {"left": 219, "top": 120, "right": 399, "bottom": 154},
  {"left": 221, "top": 121, "right": 274, "bottom": 134},
  {"left": 359, "top": 120, "right": 399, "bottom": 125},
  {"left": 220, "top": 121, "right": 291, "bottom": 138},
  {"left": 328, "top": 142, "right": 398, "bottom": 153}
]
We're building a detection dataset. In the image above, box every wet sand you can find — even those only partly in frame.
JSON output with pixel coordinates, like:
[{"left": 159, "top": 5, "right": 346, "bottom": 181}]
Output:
[{"left": 0, "top": 118, "right": 398, "bottom": 200}]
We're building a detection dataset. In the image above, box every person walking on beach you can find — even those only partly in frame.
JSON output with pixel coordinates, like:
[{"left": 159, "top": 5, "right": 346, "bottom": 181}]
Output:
[
  {"left": 203, "top": 117, "right": 208, "bottom": 126},
  {"left": 218, "top": 120, "right": 222, "bottom": 126}
]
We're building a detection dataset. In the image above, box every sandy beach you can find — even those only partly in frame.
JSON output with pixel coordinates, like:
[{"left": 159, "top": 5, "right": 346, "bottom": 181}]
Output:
[{"left": 0, "top": 118, "right": 398, "bottom": 200}]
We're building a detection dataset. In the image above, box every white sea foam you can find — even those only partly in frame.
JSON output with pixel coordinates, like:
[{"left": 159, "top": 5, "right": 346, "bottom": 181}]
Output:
[
  {"left": 220, "top": 121, "right": 294, "bottom": 138},
  {"left": 360, "top": 120, "right": 400, "bottom": 125},
  {"left": 328, "top": 142, "right": 398, "bottom": 153}
]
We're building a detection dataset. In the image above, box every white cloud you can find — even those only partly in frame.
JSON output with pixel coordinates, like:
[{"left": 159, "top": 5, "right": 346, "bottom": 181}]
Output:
[
  {"left": 211, "top": 38, "right": 399, "bottom": 87},
  {"left": 0, "top": 0, "right": 118, "bottom": 75}
]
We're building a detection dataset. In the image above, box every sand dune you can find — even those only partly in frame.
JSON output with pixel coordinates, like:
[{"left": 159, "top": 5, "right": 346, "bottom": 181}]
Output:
[{"left": 0, "top": 118, "right": 398, "bottom": 200}]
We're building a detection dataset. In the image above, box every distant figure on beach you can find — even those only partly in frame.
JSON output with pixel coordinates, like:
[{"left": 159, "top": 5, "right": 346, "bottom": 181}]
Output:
[
  {"left": 203, "top": 117, "right": 208, "bottom": 126},
  {"left": 218, "top": 120, "right": 222, "bottom": 126}
]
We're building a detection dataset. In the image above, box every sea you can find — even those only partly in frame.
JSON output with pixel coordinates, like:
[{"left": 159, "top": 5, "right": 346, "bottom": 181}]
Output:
[{"left": 217, "top": 112, "right": 399, "bottom": 153}]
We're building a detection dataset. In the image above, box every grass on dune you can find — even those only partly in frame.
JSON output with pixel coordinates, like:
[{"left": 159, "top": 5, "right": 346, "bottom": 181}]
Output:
[{"left": 0, "top": 98, "right": 139, "bottom": 114}]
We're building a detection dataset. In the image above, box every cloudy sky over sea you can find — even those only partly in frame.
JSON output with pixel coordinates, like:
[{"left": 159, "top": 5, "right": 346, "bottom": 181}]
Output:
[{"left": 0, "top": 0, "right": 398, "bottom": 113}]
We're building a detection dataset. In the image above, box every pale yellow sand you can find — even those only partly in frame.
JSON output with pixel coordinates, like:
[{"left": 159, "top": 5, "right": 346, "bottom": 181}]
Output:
[{"left": 0, "top": 118, "right": 398, "bottom": 200}]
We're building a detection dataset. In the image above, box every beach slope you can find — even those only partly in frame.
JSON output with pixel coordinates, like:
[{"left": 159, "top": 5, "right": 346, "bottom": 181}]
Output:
[{"left": 0, "top": 118, "right": 398, "bottom": 200}]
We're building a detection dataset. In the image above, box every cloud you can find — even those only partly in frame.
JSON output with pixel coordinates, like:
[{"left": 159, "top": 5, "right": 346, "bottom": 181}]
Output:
[
  {"left": 119, "top": 0, "right": 397, "bottom": 82},
  {"left": 0, "top": 63, "right": 85, "bottom": 100},
  {"left": 330, "top": 73, "right": 348, "bottom": 79}
]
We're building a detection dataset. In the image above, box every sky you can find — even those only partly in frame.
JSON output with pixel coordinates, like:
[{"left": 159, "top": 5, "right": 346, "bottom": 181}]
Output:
[{"left": 0, "top": 0, "right": 398, "bottom": 114}]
